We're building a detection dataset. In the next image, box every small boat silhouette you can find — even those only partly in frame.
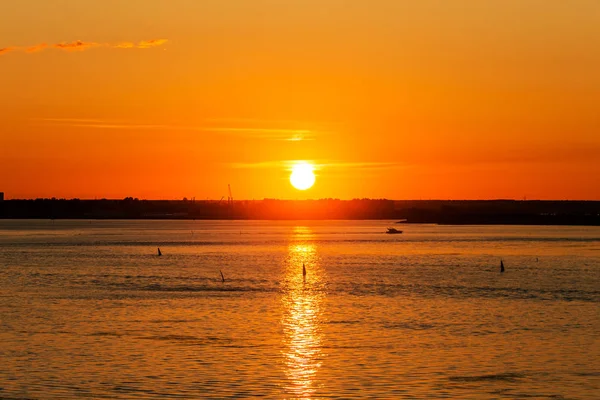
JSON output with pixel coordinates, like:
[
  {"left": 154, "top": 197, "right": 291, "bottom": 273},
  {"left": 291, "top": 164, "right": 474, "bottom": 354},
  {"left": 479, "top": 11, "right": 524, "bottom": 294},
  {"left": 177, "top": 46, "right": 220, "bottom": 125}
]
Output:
[
  {"left": 157, "top": 247, "right": 162, "bottom": 256},
  {"left": 386, "top": 227, "right": 403, "bottom": 234},
  {"left": 220, "top": 270, "right": 225, "bottom": 283},
  {"left": 500, "top": 259, "right": 505, "bottom": 273}
]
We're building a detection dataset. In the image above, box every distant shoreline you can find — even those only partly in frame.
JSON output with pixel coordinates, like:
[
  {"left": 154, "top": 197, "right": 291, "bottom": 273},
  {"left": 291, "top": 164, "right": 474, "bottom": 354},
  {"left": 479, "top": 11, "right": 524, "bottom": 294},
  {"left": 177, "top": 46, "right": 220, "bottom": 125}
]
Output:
[
  {"left": 0, "top": 218, "right": 599, "bottom": 227},
  {"left": 1, "top": 199, "right": 599, "bottom": 226}
]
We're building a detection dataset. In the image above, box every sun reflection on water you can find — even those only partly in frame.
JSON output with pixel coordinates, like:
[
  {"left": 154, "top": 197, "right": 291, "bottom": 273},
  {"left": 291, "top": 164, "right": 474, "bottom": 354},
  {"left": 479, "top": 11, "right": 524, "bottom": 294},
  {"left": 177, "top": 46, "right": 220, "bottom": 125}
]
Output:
[{"left": 282, "top": 227, "right": 325, "bottom": 398}]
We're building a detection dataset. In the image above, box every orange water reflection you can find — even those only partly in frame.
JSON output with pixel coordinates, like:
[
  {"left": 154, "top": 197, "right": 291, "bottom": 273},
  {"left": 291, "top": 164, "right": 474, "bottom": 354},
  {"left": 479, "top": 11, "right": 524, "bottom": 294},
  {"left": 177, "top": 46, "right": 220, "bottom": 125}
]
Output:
[{"left": 282, "top": 227, "right": 325, "bottom": 398}]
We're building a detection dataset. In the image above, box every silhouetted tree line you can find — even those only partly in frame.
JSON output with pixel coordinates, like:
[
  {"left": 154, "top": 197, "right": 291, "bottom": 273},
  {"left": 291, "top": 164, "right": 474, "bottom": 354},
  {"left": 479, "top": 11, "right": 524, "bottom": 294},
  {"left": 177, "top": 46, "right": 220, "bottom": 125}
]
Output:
[{"left": 0, "top": 198, "right": 599, "bottom": 225}]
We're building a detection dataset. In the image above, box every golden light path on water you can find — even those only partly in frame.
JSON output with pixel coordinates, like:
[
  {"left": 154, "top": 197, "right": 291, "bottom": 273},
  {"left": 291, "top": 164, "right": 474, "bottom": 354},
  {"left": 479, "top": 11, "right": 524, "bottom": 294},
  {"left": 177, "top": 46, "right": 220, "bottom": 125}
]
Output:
[{"left": 281, "top": 226, "right": 325, "bottom": 398}]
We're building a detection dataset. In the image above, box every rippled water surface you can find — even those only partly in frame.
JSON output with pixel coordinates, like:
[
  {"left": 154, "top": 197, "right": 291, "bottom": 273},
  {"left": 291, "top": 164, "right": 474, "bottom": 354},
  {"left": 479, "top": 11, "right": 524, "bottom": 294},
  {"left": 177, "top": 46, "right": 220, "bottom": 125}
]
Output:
[{"left": 1, "top": 220, "right": 599, "bottom": 399}]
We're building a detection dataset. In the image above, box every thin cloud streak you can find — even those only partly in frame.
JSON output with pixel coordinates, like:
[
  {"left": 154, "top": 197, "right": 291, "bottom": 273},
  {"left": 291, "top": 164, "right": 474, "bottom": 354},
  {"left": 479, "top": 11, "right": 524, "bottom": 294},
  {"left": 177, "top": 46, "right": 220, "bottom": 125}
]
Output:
[
  {"left": 231, "top": 150, "right": 600, "bottom": 173},
  {"left": 54, "top": 40, "right": 101, "bottom": 51},
  {"left": 37, "top": 118, "right": 110, "bottom": 123},
  {"left": 26, "top": 43, "right": 48, "bottom": 53},
  {"left": 203, "top": 127, "right": 315, "bottom": 141},
  {"left": 137, "top": 39, "right": 169, "bottom": 48},
  {"left": 36, "top": 118, "right": 316, "bottom": 141},
  {"left": 205, "top": 118, "right": 331, "bottom": 140},
  {"left": 35, "top": 119, "right": 174, "bottom": 130},
  {"left": 206, "top": 117, "right": 316, "bottom": 125},
  {"left": 0, "top": 39, "right": 168, "bottom": 55},
  {"left": 204, "top": 127, "right": 311, "bottom": 134},
  {"left": 232, "top": 160, "right": 407, "bottom": 171},
  {"left": 320, "top": 161, "right": 404, "bottom": 170},
  {"left": 68, "top": 123, "right": 171, "bottom": 130}
]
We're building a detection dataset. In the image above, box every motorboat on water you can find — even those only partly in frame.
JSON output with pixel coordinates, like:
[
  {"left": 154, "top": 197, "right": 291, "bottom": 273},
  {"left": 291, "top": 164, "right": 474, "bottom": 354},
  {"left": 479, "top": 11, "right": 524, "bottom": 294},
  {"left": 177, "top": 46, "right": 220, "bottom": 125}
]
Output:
[{"left": 386, "top": 227, "right": 403, "bottom": 234}]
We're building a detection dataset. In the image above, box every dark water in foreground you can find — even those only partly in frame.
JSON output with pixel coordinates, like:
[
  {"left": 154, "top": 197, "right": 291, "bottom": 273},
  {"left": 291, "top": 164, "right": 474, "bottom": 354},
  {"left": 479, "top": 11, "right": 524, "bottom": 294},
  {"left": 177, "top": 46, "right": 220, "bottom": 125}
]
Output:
[{"left": 0, "top": 220, "right": 599, "bottom": 399}]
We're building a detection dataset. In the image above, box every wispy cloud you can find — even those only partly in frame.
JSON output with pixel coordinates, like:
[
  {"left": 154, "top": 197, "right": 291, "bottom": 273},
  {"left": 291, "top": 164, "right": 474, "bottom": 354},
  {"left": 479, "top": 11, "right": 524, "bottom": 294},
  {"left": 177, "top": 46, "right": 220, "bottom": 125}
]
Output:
[
  {"left": 206, "top": 117, "right": 313, "bottom": 125},
  {"left": 38, "top": 118, "right": 109, "bottom": 123},
  {"left": 35, "top": 118, "right": 171, "bottom": 130},
  {"left": 319, "top": 161, "right": 404, "bottom": 170},
  {"left": 69, "top": 123, "right": 171, "bottom": 130},
  {"left": 114, "top": 39, "right": 169, "bottom": 49},
  {"left": 231, "top": 160, "right": 294, "bottom": 170},
  {"left": 26, "top": 43, "right": 48, "bottom": 53},
  {"left": 137, "top": 39, "right": 169, "bottom": 49},
  {"left": 0, "top": 39, "right": 168, "bottom": 56},
  {"left": 205, "top": 118, "right": 330, "bottom": 140},
  {"left": 202, "top": 127, "right": 315, "bottom": 141},
  {"left": 232, "top": 160, "right": 406, "bottom": 171},
  {"left": 114, "top": 42, "right": 135, "bottom": 49},
  {"left": 54, "top": 40, "right": 102, "bottom": 51},
  {"left": 35, "top": 118, "right": 317, "bottom": 141}
]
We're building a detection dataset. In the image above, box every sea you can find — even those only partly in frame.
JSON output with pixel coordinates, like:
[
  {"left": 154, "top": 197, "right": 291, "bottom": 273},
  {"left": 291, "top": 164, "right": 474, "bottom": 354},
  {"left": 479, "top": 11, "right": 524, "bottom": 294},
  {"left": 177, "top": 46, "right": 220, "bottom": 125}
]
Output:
[{"left": 0, "top": 220, "right": 598, "bottom": 399}]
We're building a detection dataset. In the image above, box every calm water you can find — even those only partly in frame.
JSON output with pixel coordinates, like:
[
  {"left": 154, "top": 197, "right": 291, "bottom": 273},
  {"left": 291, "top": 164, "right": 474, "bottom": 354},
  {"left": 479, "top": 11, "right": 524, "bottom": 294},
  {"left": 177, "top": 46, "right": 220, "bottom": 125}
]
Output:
[{"left": 0, "top": 220, "right": 599, "bottom": 399}]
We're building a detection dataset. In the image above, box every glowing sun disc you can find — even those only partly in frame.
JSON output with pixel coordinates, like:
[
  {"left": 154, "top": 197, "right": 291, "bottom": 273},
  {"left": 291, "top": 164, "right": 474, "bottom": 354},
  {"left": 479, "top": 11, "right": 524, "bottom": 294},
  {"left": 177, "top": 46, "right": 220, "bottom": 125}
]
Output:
[{"left": 290, "top": 163, "right": 315, "bottom": 190}]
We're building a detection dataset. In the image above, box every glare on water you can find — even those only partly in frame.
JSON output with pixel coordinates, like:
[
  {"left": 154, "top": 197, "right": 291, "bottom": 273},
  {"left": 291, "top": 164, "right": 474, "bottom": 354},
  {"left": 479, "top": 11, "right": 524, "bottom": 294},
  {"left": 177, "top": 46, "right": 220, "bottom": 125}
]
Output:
[
  {"left": 282, "top": 227, "right": 324, "bottom": 397},
  {"left": 0, "top": 220, "right": 599, "bottom": 399}
]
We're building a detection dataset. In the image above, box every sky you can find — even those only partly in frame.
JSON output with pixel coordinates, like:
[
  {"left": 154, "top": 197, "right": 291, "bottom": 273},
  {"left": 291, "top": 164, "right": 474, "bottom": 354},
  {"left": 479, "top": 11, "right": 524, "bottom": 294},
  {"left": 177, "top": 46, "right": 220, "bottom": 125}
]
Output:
[{"left": 1, "top": 0, "right": 599, "bottom": 200}]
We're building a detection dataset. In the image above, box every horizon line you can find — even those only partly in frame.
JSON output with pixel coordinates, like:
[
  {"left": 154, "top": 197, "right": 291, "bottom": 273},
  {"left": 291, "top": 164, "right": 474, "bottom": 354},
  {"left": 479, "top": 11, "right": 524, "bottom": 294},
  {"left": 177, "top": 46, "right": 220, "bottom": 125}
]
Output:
[{"left": 2, "top": 197, "right": 599, "bottom": 202}]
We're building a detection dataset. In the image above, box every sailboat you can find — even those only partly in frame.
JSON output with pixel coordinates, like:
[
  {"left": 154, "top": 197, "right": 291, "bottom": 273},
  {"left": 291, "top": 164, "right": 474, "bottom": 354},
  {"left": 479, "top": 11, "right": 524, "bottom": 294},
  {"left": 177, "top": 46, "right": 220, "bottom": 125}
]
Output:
[
  {"left": 157, "top": 247, "right": 162, "bottom": 256},
  {"left": 500, "top": 259, "right": 505, "bottom": 273},
  {"left": 302, "top": 263, "right": 306, "bottom": 281},
  {"left": 220, "top": 270, "right": 225, "bottom": 283}
]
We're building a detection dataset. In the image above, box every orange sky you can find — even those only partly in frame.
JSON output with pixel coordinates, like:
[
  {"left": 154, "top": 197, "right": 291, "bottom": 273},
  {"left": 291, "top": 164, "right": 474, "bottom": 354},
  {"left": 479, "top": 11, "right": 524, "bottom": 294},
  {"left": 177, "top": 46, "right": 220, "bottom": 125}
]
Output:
[{"left": 1, "top": 1, "right": 599, "bottom": 200}]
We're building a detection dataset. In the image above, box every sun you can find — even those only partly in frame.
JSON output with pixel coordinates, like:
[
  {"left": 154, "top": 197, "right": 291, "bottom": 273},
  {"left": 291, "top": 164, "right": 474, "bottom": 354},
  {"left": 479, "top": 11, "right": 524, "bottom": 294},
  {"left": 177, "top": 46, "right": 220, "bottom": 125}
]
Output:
[{"left": 290, "top": 162, "right": 316, "bottom": 190}]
